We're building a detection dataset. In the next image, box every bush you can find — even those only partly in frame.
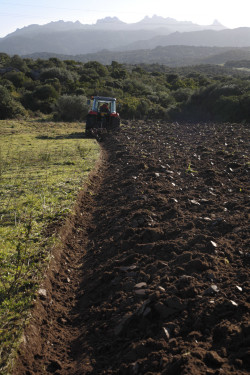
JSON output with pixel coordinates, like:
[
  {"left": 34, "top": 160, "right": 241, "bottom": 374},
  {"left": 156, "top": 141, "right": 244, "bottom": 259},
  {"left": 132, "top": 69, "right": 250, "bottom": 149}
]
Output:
[
  {"left": 33, "top": 84, "right": 59, "bottom": 100},
  {"left": 172, "top": 88, "right": 193, "bottom": 103},
  {"left": 0, "top": 85, "right": 26, "bottom": 119},
  {"left": 53, "top": 95, "right": 89, "bottom": 121},
  {"left": 40, "top": 67, "right": 79, "bottom": 83},
  {"left": 213, "top": 95, "right": 241, "bottom": 121},
  {"left": 4, "top": 71, "right": 29, "bottom": 88},
  {"left": 21, "top": 84, "right": 59, "bottom": 113},
  {"left": 240, "top": 93, "right": 250, "bottom": 121},
  {"left": 84, "top": 61, "right": 108, "bottom": 76}
]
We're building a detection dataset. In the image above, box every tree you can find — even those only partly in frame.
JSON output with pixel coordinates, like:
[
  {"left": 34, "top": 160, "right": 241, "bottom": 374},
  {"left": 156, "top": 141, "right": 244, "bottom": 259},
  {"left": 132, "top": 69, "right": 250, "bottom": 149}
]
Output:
[
  {"left": 4, "top": 71, "right": 28, "bottom": 88},
  {"left": 0, "top": 53, "right": 10, "bottom": 67},
  {"left": 0, "top": 85, "right": 26, "bottom": 119},
  {"left": 33, "top": 84, "right": 59, "bottom": 100},
  {"left": 10, "top": 55, "right": 28, "bottom": 72},
  {"left": 40, "top": 67, "right": 79, "bottom": 84},
  {"left": 53, "top": 95, "right": 89, "bottom": 121}
]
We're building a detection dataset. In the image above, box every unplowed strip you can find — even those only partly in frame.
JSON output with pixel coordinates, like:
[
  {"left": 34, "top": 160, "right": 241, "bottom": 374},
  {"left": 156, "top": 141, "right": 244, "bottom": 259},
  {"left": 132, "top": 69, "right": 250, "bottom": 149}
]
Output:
[{"left": 14, "top": 121, "right": 249, "bottom": 375}]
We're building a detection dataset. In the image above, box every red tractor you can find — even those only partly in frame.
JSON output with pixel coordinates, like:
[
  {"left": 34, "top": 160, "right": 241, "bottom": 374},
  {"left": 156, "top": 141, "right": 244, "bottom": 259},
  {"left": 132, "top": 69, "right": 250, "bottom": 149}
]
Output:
[{"left": 85, "top": 96, "right": 120, "bottom": 137}]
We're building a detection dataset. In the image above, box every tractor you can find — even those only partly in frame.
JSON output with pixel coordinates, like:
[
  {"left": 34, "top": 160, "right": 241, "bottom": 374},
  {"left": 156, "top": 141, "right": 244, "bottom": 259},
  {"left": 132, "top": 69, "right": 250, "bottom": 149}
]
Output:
[{"left": 85, "top": 96, "right": 120, "bottom": 137}]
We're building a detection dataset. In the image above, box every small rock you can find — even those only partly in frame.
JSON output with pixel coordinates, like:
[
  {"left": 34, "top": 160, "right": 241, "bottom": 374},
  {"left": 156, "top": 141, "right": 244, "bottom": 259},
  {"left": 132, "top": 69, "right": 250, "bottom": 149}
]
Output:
[
  {"left": 203, "top": 217, "right": 212, "bottom": 221},
  {"left": 134, "top": 282, "right": 147, "bottom": 289},
  {"left": 190, "top": 199, "right": 200, "bottom": 205},
  {"left": 38, "top": 288, "right": 47, "bottom": 300},
  {"left": 158, "top": 286, "right": 166, "bottom": 292},
  {"left": 135, "top": 289, "right": 147, "bottom": 296},
  {"left": 210, "top": 241, "right": 218, "bottom": 248},
  {"left": 179, "top": 275, "right": 193, "bottom": 282},
  {"left": 163, "top": 327, "right": 170, "bottom": 340},
  {"left": 171, "top": 198, "right": 178, "bottom": 203},
  {"left": 204, "top": 284, "right": 219, "bottom": 296}
]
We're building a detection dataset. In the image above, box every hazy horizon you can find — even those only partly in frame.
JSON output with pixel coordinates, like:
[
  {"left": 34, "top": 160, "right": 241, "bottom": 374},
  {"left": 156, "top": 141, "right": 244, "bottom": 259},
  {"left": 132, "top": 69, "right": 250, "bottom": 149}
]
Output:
[{"left": 1, "top": 0, "right": 250, "bottom": 38}]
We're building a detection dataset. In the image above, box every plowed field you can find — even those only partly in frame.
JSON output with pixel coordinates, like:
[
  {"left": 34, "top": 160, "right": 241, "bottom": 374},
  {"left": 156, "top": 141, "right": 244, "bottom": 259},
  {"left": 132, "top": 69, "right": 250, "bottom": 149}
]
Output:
[{"left": 14, "top": 121, "right": 249, "bottom": 375}]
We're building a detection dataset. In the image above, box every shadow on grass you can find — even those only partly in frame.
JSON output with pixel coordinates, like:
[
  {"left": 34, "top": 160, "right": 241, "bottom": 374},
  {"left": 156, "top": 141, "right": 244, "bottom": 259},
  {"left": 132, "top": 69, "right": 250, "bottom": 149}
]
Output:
[{"left": 36, "top": 132, "right": 86, "bottom": 140}]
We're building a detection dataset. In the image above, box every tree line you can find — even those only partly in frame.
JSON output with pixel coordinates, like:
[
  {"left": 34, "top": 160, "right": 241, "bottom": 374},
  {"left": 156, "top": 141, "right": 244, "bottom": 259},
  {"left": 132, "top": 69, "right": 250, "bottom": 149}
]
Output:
[{"left": 1, "top": 53, "right": 250, "bottom": 123}]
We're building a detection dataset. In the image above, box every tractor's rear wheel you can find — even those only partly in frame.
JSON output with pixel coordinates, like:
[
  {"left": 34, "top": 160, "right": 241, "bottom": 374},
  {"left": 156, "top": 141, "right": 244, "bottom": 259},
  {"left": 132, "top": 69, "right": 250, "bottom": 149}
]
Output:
[{"left": 85, "top": 115, "right": 97, "bottom": 136}]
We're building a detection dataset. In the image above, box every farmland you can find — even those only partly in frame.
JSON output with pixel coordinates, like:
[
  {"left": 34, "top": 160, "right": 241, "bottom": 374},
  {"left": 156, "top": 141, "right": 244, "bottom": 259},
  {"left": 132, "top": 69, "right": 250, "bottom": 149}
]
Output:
[
  {"left": 0, "top": 119, "right": 99, "bottom": 371},
  {"left": 13, "top": 120, "right": 249, "bottom": 375}
]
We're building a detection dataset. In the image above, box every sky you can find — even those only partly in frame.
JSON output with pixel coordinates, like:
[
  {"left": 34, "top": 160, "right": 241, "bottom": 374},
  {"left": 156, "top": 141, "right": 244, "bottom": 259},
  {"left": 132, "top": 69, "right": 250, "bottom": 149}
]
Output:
[{"left": 1, "top": 0, "right": 250, "bottom": 37}]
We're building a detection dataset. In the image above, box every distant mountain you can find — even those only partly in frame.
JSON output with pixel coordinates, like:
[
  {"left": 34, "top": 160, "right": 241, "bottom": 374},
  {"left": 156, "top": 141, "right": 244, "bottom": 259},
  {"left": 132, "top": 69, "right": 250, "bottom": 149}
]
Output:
[
  {"left": 0, "top": 29, "right": 168, "bottom": 55},
  {"left": 119, "top": 27, "right": 250, "bottom": 51},
  {"left": 0, "top": 16, "right": 227, "bottom": 56},
  {"left": 131, "top": 15, "right": 225, "bottom": 32},
  {"left": 22, "top": 46, "right": 250, "bottom": 67}
]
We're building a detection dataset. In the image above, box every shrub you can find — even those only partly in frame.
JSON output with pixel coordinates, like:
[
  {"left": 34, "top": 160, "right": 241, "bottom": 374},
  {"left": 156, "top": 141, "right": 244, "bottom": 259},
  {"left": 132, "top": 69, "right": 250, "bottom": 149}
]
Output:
[
  {"left": 4, "top": 71, "right": 28, "bottom": 88},
  {"left": 75, "top": 88, "right": 86, "bottom": 96},
  {"left": 213, "top": 95, "right": 241, "bottom": 121},
  {"left": 0, "top": 85, "right": 26, "bottom": 119},
  {"left": 137, "top": 98, "right": 151, "bottom": 118},
  {"left": 40, "top": 67, "right": 79, "bottom": 83},
  {"left": 84, "top": 61, "right": 108, "bottom": 76},
  {"left": 0, "top": 79, "right": 15, "bottom": 92},
  {"left": 53, "top": 95, "right": 88, "bottom": 121},
  {"left": 157, "top": 91, "right": 175, "bottom": 108},
  {"left": 118, "top": 96, "right": 141, "bottom": 119},
  {"left": 240, "top": 93, "right": 250, "bottom": 121},
  {"left": 33, "top": 84, "right": 59, "bottom": 100},
  {"left": 10, "top": 54, "right": 28, "bottom": 72},
  {"left": 172, "top": 88, "right": 193, "bottom": 103}
]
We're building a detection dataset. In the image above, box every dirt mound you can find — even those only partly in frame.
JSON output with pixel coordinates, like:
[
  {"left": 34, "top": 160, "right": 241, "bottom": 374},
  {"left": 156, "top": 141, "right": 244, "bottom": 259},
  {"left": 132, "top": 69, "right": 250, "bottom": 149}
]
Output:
[{"left": 14, "top": 121, "right": 249, "bottom": 374}]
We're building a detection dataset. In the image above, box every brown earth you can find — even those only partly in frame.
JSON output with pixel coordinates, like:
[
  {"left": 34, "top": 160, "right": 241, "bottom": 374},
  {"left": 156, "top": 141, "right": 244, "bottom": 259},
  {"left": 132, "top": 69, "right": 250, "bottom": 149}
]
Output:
[{"left": 14, "top": 121, "right": 250, "bottom": 375}]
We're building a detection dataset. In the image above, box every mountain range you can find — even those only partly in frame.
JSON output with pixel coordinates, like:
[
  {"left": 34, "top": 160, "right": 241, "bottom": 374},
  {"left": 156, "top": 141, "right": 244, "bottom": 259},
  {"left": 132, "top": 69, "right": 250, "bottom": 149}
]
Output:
[
  {"left": 1, "top": 16, "right": 250, "bottom": 66},
  {"left": 0, "top": 15, "right": 227, "bottom": 55}
]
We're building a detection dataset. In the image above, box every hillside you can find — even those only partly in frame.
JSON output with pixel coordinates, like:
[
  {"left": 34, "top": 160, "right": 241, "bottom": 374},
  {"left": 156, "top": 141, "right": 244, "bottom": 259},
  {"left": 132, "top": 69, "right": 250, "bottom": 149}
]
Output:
[
  {"left": 23, "top": 46, "right": 250, "bottom": 67},
  {"left": 120, "top": 27, "right": 250, "bottom": 51}
]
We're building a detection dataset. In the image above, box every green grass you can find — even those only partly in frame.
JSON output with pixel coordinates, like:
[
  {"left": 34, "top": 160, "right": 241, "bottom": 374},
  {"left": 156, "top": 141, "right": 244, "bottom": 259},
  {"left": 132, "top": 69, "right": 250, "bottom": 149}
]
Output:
[{"left": 0, "top": 118, "right": 100, "bottom": 373}]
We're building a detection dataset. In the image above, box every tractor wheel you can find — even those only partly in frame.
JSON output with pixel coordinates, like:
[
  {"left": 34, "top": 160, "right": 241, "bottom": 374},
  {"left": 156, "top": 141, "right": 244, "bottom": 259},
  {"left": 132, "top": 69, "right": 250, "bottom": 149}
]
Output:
[{"left": 85, "top": 115, "right": 96, "bottom": 136}]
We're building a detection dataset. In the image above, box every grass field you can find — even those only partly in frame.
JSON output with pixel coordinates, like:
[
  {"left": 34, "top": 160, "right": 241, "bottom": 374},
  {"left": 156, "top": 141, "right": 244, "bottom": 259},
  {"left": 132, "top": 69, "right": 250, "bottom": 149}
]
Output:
[{"left": 0, "top": 118, "right": 100, "bottom": 372}]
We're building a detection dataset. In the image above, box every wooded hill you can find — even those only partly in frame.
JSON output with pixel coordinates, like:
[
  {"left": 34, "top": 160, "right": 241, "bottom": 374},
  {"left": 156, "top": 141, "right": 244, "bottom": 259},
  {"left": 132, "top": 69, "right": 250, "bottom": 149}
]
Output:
[
  {"left": 1, "top": 53, "right": 250, "bottom": 124},
  {"left": 22, "top": 46, "right": 250, "bottom": 67}
]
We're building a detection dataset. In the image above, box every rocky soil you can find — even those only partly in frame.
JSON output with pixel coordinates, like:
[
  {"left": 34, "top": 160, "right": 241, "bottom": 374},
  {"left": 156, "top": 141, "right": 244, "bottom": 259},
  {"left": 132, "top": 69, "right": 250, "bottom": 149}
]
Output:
[{"left": 14, "top": 121, "right": 249, "bottom": 375}]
